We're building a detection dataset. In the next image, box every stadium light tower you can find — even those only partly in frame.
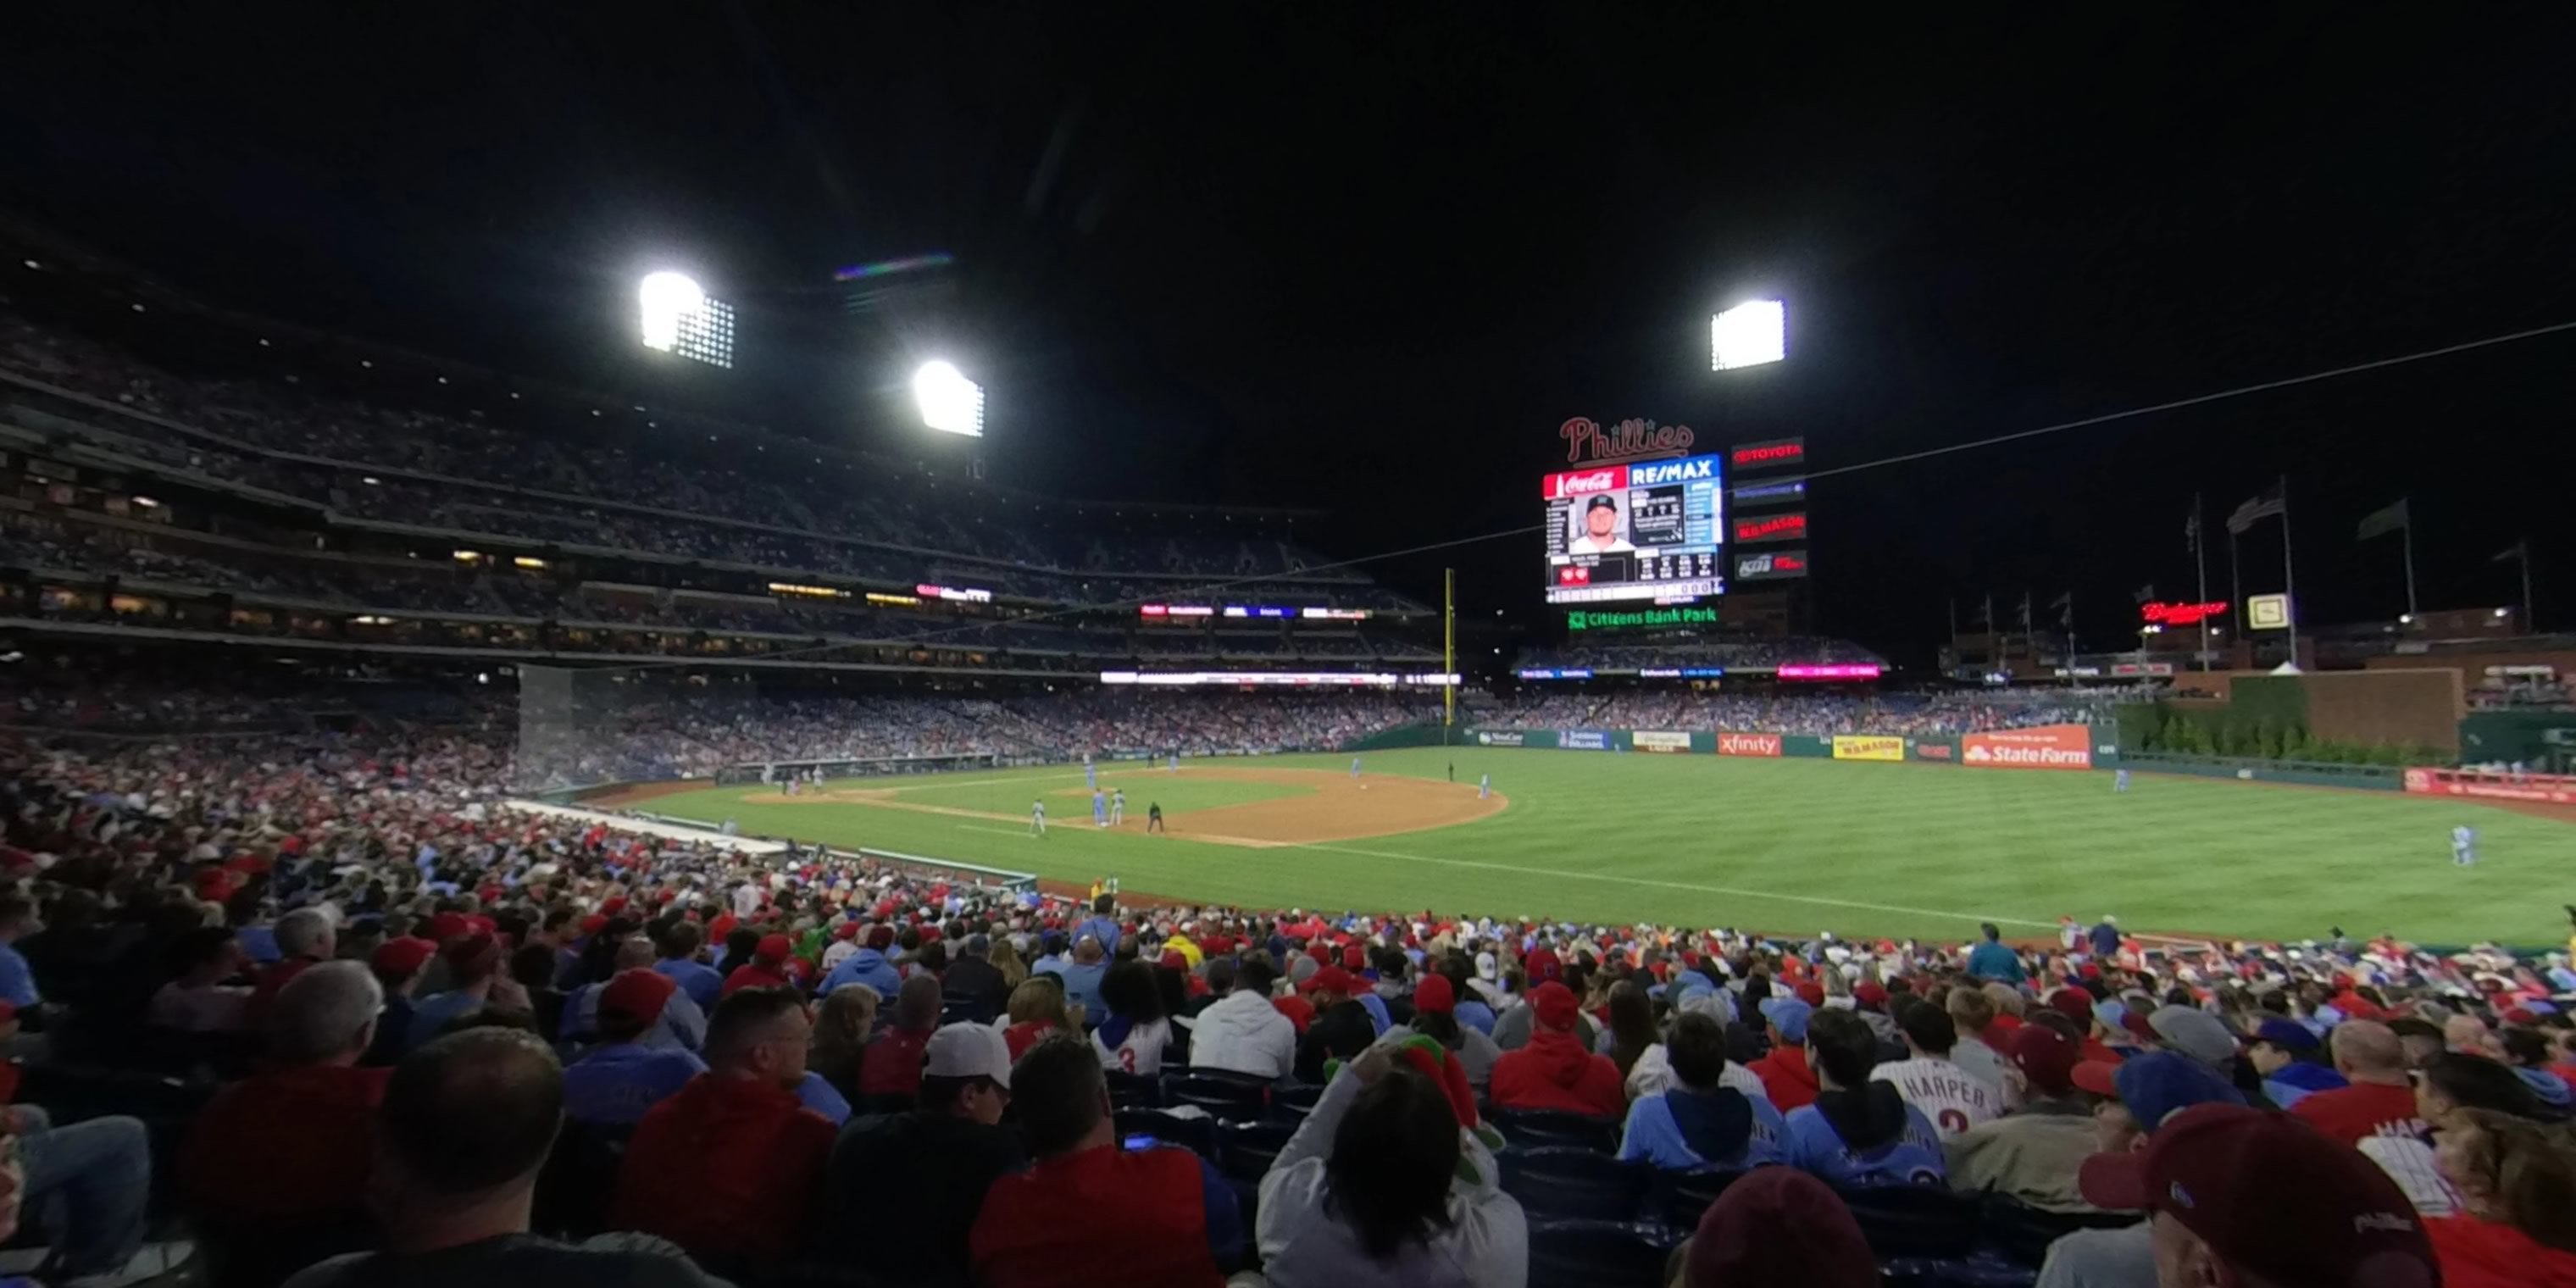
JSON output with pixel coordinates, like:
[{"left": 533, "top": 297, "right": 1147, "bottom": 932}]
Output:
[
  {"left": 913, "top": 360, "right": 985, "bottom": 437},
  {"left": 1711, "top": 298, "right": 1786, "bottom": 370},
  {"left": 638, "top": 271, "right": 736, "bottom": 368}
]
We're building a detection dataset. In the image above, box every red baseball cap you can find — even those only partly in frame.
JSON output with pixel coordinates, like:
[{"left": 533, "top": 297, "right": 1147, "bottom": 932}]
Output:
[
  {"left": 2078, "top": 1104, "right": 2435, "bottom": 1286},
  {"left": 1341, "top": 943, "right": 1367, "bottom": 970},
  {"left": 1793, "top": 980, "right": 1826, "bottom": 1007},
  {"left": 2049, "top": 987, "right": 2095, "bottom": 1024},
  {"left": 371, "top": 936, "right": 437, "bottom": 978},
  {"left": 756, "top": 934, "right": 792, "bottom": 964},
  {"left": 1852, "top": 981, "right": 1889, "bottom": 1008},
  {"left": 1530, "top": 980, "right": 1579, "bottom": 1030},
  {"left": 600, "top": 969, "right": 677, "bottom": 1025},
  {"left": 426, "top": 912, "right": 470, "bottom": 942},
  {"left": 1300, "top": 966, "right": 1357, "bottom": 997},
  {"left": 2007, "top": 1023, "right": 2079, "bottom": 1096},
  {"left": 1413, "top": 974, "right": 1456, "bottom": 1016}
]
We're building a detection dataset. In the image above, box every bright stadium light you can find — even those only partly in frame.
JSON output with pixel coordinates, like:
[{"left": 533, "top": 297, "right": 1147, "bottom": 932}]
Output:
[
  {"left": 1712, "top": 298, "right": 1786, "bottom": 370},
  {"left": 638, "top": 272, "right": 735, "bottom": 368},
  {"left": 914, "top": 360, "right": 985, "bottom": 437}
]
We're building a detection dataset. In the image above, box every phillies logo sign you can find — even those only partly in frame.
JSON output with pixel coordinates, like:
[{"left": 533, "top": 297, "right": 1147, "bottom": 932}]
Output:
[{"left": 1561, "top": 416, "right": 1696, "bottom": 464}]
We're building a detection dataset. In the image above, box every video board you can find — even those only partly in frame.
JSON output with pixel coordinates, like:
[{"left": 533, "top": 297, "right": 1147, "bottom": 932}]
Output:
[{"left": 1542, "top": 452, "right": 1725, "bottom": 604}]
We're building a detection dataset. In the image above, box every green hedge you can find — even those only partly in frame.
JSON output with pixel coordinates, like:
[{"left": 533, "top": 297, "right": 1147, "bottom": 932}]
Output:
[{"left": 2119, "top": 701, "right": 2442, "bottom": 768}]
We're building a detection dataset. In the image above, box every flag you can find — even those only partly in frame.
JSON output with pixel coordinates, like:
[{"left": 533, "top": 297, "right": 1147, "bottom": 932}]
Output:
[
  {"left": 2185, "top": 510, "right": 2201, "bottom": 552},
  {"left": 2494, "top": 539, "right": 2528, "bottom": 564},
  {"left": 2227, "top": 482, "right": 2285, "bottom": 535},
  {"left": 2132, "top": 583, "right": 2157, "bottom": 603},
  {"left": 2355, "top": 498, "right": 2409, "bottom": 541},
  {"left": 2015, "top": 593, "right": 2033, "bottom": 630},
  {"left": 2051, "top": 591, "right": 2073, "bottom": 628},
  {"left": 1970, "top": 597, "right": 1991, "bottom": 627}
]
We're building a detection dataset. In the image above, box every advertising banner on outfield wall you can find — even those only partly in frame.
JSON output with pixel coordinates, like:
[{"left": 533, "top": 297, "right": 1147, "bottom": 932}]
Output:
[
  {"left": 1832, "top": 736, "right": 1906, "bottom": 762},
  {"left": 1910, "top": 738, "right": 1959, "bottom": 762},
  {"left": 2403, "top": 767, "right": 2576, "bottom": 804},
  {"left": 1717, "top": 732, "right": 1784, "bottom": 757},
  {"left": 1962, "top": 724, "right": 2094, "bottom": 769},
  {"left": 1633, "top": 730, "right": 1693, "bottom": 753},
  {"left": 1562, "top": 730, "right": 1613, "bottom": 751},
  {"left": 1474, "top": 730, "right": 1530, "bottom": 747}
]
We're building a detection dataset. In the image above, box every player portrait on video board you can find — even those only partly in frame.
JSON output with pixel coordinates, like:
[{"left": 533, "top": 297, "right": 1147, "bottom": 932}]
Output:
[{"left": 1567, "top": 493, "right": 1635, "bottom": 554}]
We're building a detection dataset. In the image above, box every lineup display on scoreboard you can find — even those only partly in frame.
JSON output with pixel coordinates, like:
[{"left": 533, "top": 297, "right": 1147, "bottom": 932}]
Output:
[{"left": 1543, "top": 452, "right": 1726, "bottom": 604}]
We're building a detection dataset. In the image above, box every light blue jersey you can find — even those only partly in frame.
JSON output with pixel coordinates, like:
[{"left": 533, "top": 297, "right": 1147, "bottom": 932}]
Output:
[
  {"left": 1783, "top": 1098, "right": 1948, "bottom": 1188},
  {"left": 2452, "top": 824, "right": 2478, "bottom": 866}
]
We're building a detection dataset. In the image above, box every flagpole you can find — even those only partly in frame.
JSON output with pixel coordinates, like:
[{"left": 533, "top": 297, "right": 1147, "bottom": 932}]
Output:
[
  {"left": 2192, "top": 494, "right": 2210, "bottom": 672},
  {"left": 2518, "top": 539, "right": 2535, "bottom": 631},
  {"left": 2401, "top": 500, "right": 2418, "bottom": 618},
  {"left": 2228, "top": 527, "right": 2240, "bottom": 664},
  {"left": 2279, "top": 474, "right": 2301, "bottom": 668}
]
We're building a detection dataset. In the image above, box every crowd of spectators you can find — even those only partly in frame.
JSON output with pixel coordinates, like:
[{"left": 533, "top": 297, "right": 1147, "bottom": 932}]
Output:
[
  {"left": 1485, "top": 688, "right": 2112, "bottom": 737},
  {"left": 1, "top": 305, "right": 1423, "bottom": 612},
  {"left": 0, "top": 701, "right": 2568, "bottom": 1288}
]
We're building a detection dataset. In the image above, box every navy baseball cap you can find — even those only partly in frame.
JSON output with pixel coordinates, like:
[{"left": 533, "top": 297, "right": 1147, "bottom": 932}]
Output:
[
  {"left": 2252, "top": 1018, "right": 2320, "bottom": 1053},
  {"left": 2070, "top": 1052, "right": 2245, "bottom": 1130},
  {"left": 1585, "top": 495, "right": 1617, "bottom": 513}
]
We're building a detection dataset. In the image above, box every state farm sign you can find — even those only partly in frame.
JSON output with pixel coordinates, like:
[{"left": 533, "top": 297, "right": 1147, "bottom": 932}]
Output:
[
  {"left": 1717, "top": 732, "right": 1783, "bottom": 757},
  {"left": 1962, "top": 724, "right": 2094, "bottom": 770}
]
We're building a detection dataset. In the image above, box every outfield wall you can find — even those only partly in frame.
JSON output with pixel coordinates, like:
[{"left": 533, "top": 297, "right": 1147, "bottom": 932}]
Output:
[{"left": 1467, "top": 724, "right": 2106, "bottom": 770}]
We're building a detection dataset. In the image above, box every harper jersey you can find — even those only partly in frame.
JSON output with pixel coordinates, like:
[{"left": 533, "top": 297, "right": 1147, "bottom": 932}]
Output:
[{"left": 1871, "top": 1057, "right": 2002, "bottom": 1137}]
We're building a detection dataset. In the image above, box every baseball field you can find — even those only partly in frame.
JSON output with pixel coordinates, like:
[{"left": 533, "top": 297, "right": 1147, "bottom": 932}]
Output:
[{"left": 608, "top": 747, "right": 2574, "bottom": 947}]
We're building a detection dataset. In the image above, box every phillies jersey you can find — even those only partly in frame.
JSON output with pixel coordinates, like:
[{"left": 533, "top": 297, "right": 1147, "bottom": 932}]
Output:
[{"left": 1871, "top": 1057, "right": 2002, "bottom": 1137}]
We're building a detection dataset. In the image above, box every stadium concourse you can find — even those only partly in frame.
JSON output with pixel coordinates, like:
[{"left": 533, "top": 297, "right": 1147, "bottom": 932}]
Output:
[{"left": 0, "top": 676, "right": 2565, "bottom": 1287}]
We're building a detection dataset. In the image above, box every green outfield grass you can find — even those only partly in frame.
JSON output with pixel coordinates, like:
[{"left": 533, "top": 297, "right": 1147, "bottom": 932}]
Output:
[{"left": 634, "top": 748, "right": 2574, "bottom": 946}]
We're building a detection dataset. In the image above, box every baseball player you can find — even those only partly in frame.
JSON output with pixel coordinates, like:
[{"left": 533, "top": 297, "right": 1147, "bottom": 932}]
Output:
[
  {"left": 1110, "top": 788, "right": 1125, "bottom": 827},
  {"left": 1146, "top": 802, "right": 1164, "bottom": 833},
  {"left": 1350, "top": 755, "right": 1363, "bottom": 780},
  {"left": 2114, "top": 769, "right": 2131, "bottom": 794},
  {"left": 1085, "top": 755, "right": 1097, "bottom": 791},
  {"left": 1168, "top": 752, "right": 1178, "bottom": 773},
  {"left": 1030, "top": 797, "right": 1046, "bottom": 837},
  {"left": 1092, "top": 788, "right": 1108, "bottom": 828},
  {"left": 2452, "top": 824, "right": 2479, "bottom": 867},
  {"left": 1478, "top": 772, "right": 1491, "bottom": 800}
]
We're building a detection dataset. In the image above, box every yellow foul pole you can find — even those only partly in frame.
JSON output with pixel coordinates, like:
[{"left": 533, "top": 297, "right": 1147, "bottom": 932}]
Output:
[{"left": 1443, "top": 567, "right": 1456, "bottom": 730}]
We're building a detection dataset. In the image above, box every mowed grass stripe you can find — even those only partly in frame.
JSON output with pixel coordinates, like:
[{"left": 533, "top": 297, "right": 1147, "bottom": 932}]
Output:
[{"left": 633, "top": 747, "right": 2573, "bottom": 944}]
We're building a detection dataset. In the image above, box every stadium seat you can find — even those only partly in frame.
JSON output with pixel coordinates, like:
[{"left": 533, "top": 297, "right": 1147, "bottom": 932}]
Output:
[
  {"left": 532, "top": 1119, "right": 633, "bottom": 1238},
  {"left": 1268, "top": 1082, "right": 1324, "bottom": 1122},
  {"left": 1652, "top": 1165, "right": 1752, "bottom": 1230},
  {"left": 1217, "top": 1119, "right": 1296, "bottom": 1183},
  {"left": 1976, "top": 1192, "right": 2140, "bottom": 1267},
  {"left": 197, "top": 1216, "right": 374, "bottom": 1288},
  {"left": 1163, "top": 1073, "right": 1268, "bottom": 1122},
  {"left": 1524, "top": 1219, "right": 1679, "bottom": 1288},
  {"left": 1837, "top": 1182, "right": 1984, "bottom": 1260},
  {"left": 1500, "top": 1147, "right": 1652, "bottom": 1222},
  {"left": 1485, "top": 1105, "right": 1621, "bottom": 1153},
  {"left": 1115, "top": 1108, "right": 1218, "bottom": 1159},
  {"left": 1103, "top": 1069, "right": 1161, "bottom": 1109}
]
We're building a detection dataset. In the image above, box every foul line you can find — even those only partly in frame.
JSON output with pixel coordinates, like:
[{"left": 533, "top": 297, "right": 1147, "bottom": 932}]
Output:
[
  {"left": 958, "top": 825, "right": 1041, "bottom": 839},
  {"left": 1279, "top": 839, "right": 2062, "bottom": 930}
]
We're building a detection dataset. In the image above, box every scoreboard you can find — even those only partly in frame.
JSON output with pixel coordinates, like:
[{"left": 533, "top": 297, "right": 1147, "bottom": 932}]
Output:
[{"left": 1542, "top": 452, "right": 1725, "bottom": 604}]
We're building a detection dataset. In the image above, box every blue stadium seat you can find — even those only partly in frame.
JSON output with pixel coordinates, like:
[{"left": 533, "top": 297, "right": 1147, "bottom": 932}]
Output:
[
  {"left": 1524, "top": 1219, "right": 1679, "bottom": 1288},
  {"left": 1268, "top": 1082, "right": 1324, "bottom": 1122},
  {"left": 1103, "top": 1069, "right": 1161, "bottom": 1110},
  {"left": 1975, "top": 1192, "right": 2140, "bottom": 1267},
  {"left": 1653, "top": 1165, "right": 1752, "bottom": 1230},
  {"left": 1500, "top": 1147, "right": 1652, "bottom": 1222},
  {"left": 1838, "top": 1182, "right": 1983, "bottom": 1260},
  {"left": 1115, "top": 1108, "right": 1219, "bottom": 1159},
  {"left": 1163, "top": 1073, "right": 1268, "bottom": 1122},
  {"left": 1217, "top": 1119, "right": 1296, "bottom": 1183},
  {"left": 1486, "top": 1105, "right": 1621, "bottom": 1153}
]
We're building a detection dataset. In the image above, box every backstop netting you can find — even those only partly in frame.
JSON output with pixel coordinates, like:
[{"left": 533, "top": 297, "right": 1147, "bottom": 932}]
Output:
[{"left": 511, "top": 666, "right": 1008, "bottom": 797}]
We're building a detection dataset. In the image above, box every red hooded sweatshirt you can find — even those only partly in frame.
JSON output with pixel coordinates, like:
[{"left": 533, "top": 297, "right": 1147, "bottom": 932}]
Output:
[
  {"left": 2428, "top": 1214, "right": 2576, "bottom": 1288},
  {"left": 1750, "top": 1044, "right": 1821, "bottom": 1111},
  {"left": 1489, "top": 1028, "right": 1624, "bottom": 1118}
]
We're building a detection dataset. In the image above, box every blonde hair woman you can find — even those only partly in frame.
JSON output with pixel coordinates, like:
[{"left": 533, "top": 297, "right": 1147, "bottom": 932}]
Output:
[{"left": 808, "top": 984, "right": 881, "bottom": 1103}]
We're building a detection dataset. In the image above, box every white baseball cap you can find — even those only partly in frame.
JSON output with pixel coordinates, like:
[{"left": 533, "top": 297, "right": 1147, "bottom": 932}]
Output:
[{"left": 924, "top": 1022, "right": 1013, "bottom": 1087}]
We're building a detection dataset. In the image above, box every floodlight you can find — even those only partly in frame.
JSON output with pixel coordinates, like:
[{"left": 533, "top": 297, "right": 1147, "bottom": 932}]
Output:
[
  {"left": 914, "top": 360, "right": 985, "bottom": 437},
  {"left": 1712, "top": 298, "right": 1786, "bottom": 370},
  {"left": 638, "top": 272, "right": 735, "bottom": 368}
]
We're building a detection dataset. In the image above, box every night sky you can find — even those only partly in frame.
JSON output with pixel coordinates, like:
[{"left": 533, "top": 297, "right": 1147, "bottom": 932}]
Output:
[{"left": 5, "top": 8, "right": 2573, "bottom": 664}]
